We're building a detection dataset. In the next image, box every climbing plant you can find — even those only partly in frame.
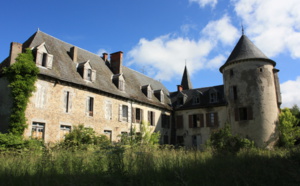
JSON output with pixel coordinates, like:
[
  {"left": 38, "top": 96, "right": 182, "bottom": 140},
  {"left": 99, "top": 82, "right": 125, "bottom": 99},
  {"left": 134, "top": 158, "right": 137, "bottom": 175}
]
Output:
[{"left": 3, "top": 48, "right": 39, "bottom": 135}]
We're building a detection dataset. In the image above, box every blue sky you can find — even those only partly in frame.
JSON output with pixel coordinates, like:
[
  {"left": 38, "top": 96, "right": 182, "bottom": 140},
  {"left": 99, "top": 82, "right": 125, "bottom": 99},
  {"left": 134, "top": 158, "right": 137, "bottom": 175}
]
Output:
[{"left": 1, "top": 0, "right": 300, "bottom": 108}]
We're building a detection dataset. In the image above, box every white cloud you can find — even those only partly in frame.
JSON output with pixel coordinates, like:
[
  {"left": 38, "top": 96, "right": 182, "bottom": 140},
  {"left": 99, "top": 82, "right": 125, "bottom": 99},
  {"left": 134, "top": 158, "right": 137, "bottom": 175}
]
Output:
[
  {"left": 232, "top": 0, "right": 300, "bottom": 58},
  {"left": 127, "top": 15, "right": 238, "bottom": 82},
  {"left": 96, "top": 48, "right": 108, "bottom": 56},
  {"left": 202, "top": 15, "right": 239, "bottom": 46},
  {"left": 189, "top": 0, "right": 218, "bottom": 8},
  {"left": 280, "top": 76, "right": 300, "bottom": 108}
]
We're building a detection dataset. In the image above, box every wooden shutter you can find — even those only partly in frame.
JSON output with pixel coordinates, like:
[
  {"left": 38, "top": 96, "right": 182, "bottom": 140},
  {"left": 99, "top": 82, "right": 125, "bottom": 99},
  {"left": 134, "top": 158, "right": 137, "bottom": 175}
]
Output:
[
  {"left": 47, "top": 54, "right": 53, "bottom": 69},
  {"left": 118, "top": 104, "right": 122, "bottom": 122},
  {"left": 176, "top": 115, "right": 183, "bottom": 129},
  {"left": 235, "top": 108, "right": 239, "bottom": 121},
  {"left": 128, "top": 104, "right": 131, "bottom": 123},
  {"left": 206, "top": 113, "right": 210, "bottom": 127},
  {"left": 64, "top": 91, "right": 68, "bottom": 112},
  {"left": 247, "top": 107, "right": 253, "bottom": 120},
  {"left": 140, "top": 109, "right": 144, "bottom": 123},
  {"left": 148, "top": 111, "right": 151, "bottom": 123},
  {"left": 152, "top": 112, "right": 155, "bottom": 126},
  {"left": 91, "top": 69, "right": 96, "bottom": 82},
  {"left": 199, "top": 114, "right": 204, "bottom": 127},
  {"left": 189, "top": 115, "right": 193, "bottom": 128},
  {"left": 36, "top": 51, "right": 43, "bottom": 66},
  {"left": 132, "top": 107, "right": 136, "bottom": 123},
  {"left": 214, "top": 112, "right": 219, "bottom": 127},
  {"left": 86, "top": 97, "right": 89, "bottom": 114}
]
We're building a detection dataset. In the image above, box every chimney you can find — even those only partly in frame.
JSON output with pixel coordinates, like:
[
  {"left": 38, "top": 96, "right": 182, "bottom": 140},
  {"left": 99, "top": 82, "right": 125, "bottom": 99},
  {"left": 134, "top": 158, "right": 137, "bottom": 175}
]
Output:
[
  {"left": 110, "top": 51, "right": 123, "bottom": 74},
  {"left": 102, "top": 53, "right": 108, "bottom": 62},
  {"left": 70, "top": 46, "right": 78, "bottom": 62},
  {"left": 177, "top": 85, "right": 183, "bottom": 92},
  {"left": 9, "top": 42, "right": 22, "bottom": 66}
]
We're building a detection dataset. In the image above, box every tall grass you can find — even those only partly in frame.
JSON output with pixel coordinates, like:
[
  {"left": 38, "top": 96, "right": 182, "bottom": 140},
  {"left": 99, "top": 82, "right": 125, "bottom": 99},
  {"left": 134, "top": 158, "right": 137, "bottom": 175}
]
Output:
[{"left": 0, "top": 146, "right": 299, "bottom": 186}]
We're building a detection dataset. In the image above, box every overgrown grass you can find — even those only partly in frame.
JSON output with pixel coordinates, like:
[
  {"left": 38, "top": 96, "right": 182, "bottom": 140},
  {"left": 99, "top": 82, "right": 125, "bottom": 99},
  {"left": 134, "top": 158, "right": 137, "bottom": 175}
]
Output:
[{"left": 0, "top": 146, "right": 300, "bottom": 186}]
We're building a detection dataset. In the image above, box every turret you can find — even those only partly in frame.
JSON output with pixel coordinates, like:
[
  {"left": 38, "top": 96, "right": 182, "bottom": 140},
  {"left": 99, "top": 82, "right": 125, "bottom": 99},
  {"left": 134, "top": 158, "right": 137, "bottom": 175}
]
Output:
[{"left": 220, "top": 34, "right": 280, "bottom": 148}]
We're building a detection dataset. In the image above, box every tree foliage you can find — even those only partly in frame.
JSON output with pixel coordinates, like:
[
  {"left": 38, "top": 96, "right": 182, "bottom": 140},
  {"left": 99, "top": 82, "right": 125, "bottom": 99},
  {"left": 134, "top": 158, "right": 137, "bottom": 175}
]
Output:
[
  {"left": 3, "top": 49, "right": 39, "bottom": 135},
  {"left": 208, "top": 124, "right": 254, "bottom": 154},
  {"left": 278, "top": 108, "right": 300, "bottom": 148}
]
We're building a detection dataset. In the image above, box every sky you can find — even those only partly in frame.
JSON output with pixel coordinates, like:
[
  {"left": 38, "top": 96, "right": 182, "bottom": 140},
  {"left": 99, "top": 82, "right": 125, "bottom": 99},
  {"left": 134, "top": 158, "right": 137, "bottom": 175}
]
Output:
[{"left": 0, "top": 0, "right": 299, "bottom": 108}]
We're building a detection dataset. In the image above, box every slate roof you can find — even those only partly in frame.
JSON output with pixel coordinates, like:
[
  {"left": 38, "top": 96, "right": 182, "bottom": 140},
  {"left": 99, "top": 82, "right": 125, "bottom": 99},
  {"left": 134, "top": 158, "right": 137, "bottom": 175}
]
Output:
[
  {"left": 4, "top": 31, "right": 172, "bottom": 110},
  {"left": 220, "top": 34, "right": 276, "bottom": 72},
  {"left": 180, "top": 65, "right": 193, "bottom": 90},
  {"left": 170, "top": 85, "right": 226, "bottom": 110}
]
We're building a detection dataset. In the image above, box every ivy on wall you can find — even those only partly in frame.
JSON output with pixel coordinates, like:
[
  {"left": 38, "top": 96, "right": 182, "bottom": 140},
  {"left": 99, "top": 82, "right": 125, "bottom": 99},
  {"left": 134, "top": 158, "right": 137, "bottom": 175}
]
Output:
[{"left": 3, "top": 49, "right": 39, "bottom": 136}]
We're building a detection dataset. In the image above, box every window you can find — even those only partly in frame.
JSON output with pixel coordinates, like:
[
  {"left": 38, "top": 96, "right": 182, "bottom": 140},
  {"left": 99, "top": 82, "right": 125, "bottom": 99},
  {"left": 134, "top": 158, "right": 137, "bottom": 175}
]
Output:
[
  {"left": 233, "top": 86, "right": 237, "bottom": 100},
  {"left": 230, "top": 69, "right": 234, "bottom": 77},
  {"left": 148, "top": 111, "right": 155, "bottom": 126},
  {"left": 163, "top": 135, "right": 169, "bottom": 144},
  {"left": 105, "top": 100, "right": 112, "bottom": 120},
  {"left": 132, "top": 108, "right": 143, "bottom": 123},
  {"left": 35, "top": 84, "right": 47, "bottom": 108},
  {"left": 235, "top": 107, "right": 253, "bottom": 121},
  {"left": 178, "top": 97, "right": 184, "bottom": 105},
  {"left": 87, "top": 69, "right": 92, "bottom": 81},
  {"left": 87, "top": 97, "right": 94, "bottom": 116},
  {"left": 206, "top": 112, "right": 218, "bottom": 127},
  {"left": 210, "top": 92, "right": 218, "bottom": 103},
  {"left": 113, "top": 75, "right": 125, "bottom": 91},
  {"left": 104, "top": 130, "right": 112, "bottom": 141},
  {"left": 161, "top": 114, "right": 170, "bottom": 128},
  {"left": 64, "top": 91, "right": 71, "bottom": 113},
  {"left": 42, "top": 53, "right": 47, "bottom": 67},
  {"left": 60, "top": 125, "right": 71, "bottom": 140},
  {"left": 35, "top": 42, "right": 53, "bottom": 69},
  {"left": 192, "top": 135, "right": 202, "bottom": 148},
  {"left": 32, "top": 122, "right": 45, "bottom": 140},
  {"left": 176, "top": 136, "right": 184, "bottom": 146},
  {"left": 189, "top": 114, "right": 204, "bottom": 128},
  {"left": 176, "top": 115, "right": 183, "bottom": 129},
  {"left": 122, "top": 105, "right": 128, "bottom": 122},
  {"left": 193, "top": 96, "right": 200, "bottom": 104}
]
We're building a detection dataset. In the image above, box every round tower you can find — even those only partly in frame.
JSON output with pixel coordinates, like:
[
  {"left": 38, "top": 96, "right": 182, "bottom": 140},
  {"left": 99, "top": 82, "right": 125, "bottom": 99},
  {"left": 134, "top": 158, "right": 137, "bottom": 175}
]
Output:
[{"left": 220, "top": 34, "right": 281, "bottom": 148}]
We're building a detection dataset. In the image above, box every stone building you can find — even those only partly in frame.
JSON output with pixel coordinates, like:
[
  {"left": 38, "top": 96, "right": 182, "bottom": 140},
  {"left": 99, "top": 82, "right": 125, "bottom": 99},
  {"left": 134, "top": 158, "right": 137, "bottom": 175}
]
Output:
[{"left": 0, "top": 31, "right": 281, "bottom": 148}]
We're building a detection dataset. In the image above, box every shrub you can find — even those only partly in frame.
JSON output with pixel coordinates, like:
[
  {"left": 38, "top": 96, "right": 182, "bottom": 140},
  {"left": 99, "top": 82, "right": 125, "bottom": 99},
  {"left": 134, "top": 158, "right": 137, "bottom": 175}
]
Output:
[
  {"left": 207, "top": 124, "right": 254, "bottom": 154},
  {"left": 278, "top": 108, "right": 300, "bottom": 148}
]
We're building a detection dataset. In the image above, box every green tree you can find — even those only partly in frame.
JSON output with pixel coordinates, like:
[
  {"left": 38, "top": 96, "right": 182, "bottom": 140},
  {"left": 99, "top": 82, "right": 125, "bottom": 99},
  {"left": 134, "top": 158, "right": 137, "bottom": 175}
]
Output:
[
  {"left": 3, "top": 49, "right": 39, "bottom": 135},
  {"left": 278, "top": 108, "right": 300, "bottom": 147}
]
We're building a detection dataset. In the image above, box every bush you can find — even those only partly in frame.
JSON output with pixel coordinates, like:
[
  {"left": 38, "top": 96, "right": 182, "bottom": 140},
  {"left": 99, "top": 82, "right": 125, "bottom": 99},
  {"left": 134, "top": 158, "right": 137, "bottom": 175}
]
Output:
[
  {"left": 60, "top": 124, "right": 111, "bottom": 149},
  {"left": 207, "top": 124, "right": 254, "bottom": 154}
]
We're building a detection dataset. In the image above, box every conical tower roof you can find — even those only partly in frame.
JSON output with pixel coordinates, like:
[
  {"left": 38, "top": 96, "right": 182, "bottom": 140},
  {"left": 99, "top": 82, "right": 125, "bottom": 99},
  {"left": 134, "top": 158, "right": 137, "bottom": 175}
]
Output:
[
  {"left": 180, "top": 65, "right": 193, "bottom": 90},
  {"left": 220, "top": 34, "right": 275, "bottom": 72}
]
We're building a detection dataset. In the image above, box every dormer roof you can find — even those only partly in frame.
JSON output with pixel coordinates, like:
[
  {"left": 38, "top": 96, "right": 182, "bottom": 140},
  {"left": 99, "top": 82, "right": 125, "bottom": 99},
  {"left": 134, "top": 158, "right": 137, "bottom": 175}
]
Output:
[{"left": 220, "top": 34, "right": 276, "bottom": 72}]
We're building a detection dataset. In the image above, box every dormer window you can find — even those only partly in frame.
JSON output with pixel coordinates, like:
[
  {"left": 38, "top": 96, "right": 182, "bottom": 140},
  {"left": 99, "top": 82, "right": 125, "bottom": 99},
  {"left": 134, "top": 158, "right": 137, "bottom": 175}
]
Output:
[
  {"left": 177, "top": 92, "right": 187, "bottom": 106},
  {"left": 35, "top": 42, "right": 53, "bottom": 69},
  {"left": 77, "top": 60, "right": 96, "bottom": 82},
  {"left": 113, "top": 74, "right": 125, "bottom": 91},
  {"left": 193, "top": 96, "right": 200, "bottom": 104},
  {"left": 209, "top": 91, "right": 218, "bottom": 103},
  {"left": 142, "top": 85, "right": 152, "bottom": 99},
  {"left": 154, "top": 90, "right": 164, "bottom": 103}
]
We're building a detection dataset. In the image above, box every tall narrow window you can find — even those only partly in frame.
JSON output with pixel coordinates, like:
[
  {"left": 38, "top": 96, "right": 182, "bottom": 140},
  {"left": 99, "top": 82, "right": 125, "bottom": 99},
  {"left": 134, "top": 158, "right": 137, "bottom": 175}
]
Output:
[
  {"left": 210, "top": 92, "right": 218, "bottom": 103},
  {"left": 60, "top": 125, "right": 71, "bottom": 140},
  {"left": 105, "top": 100, "right": 112, "bottom": 120},
  {"left": 42, "top": 53, "right": 47, "bottom": 67},
  {"left": 206, "top": 112, "right": 218, "bottom": 127},
  {"left": 176, "top": 115, "right": 183, "bottom": 129},
  {"left": 233, "top": 86, "right": 237, "bottom": 100},
  {"left": 65, "top": 91, "right": 70, "bottom": 113},
  {"left": 32, "top": 122, "right": 45, "bottom": 140},
  {"left": 122, "top": 105, "right": 128, "bottom": 122},
  {"left": 148, "top": 111, "right": 155, "bottom": 126},
  {"left": 87, "top": 97, "right": 94, "bottom": 116},
  {"left": 87, "top": 69, "right": 92, "bottom": 81}
]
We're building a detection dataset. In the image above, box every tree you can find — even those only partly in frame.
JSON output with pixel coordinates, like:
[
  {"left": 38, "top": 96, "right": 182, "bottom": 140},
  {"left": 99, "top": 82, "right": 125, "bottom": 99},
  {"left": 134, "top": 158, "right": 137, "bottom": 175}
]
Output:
[
  {"left": 3, "top": 49, "right": 39, "bottom": 135},
  {"left": 278, "top": 108, "right": 300, "bottom": 148}
]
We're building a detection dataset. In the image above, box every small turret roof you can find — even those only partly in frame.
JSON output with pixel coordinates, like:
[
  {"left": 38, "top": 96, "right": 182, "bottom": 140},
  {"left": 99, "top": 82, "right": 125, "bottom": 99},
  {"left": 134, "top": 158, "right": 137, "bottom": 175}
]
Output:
[
  {"left": 180, "top": 65, "right": 193, "bottom": 90},
  {"left": 220, "top": 34, "right": 275, "bottom": 72}
]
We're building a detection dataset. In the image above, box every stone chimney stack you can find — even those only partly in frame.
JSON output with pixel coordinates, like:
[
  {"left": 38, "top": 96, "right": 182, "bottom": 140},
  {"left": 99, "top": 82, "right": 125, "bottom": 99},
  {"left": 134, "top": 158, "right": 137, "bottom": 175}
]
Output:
[
  {"left": 9, "top": 42, "right": 22, "bottom": 66},
  {"left": 70, "top": 46, "right": 78, "bottom": 62},
  {"left": 110, "top": 51, "right": 123, "bottom": 74},
  {"left": 177, "top": 85, "right": 183, "bottom": 92},
  {"left": 102, "top": 53, "right": 108, "bottom": 62}
]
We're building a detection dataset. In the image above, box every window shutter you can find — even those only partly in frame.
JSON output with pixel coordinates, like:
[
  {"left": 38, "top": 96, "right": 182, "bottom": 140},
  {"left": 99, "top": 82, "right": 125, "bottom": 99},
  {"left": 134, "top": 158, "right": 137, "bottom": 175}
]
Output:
[
  {"left": 132, "top": 107, "right": 136, "bottom": 123},
  {"left": 148, "top": 111, "right": 151, "bottom": 123},
  {"left": 176, "top": 115, "right": 183, "bottom": 129},
  {"left": 36, "top": 51, "right": 43, "bottom": 66},
  {"left": 140, "top": 109, "right": 144, "bottom": 122},
  {"left": 86, "top": 97, "right": 89, "bottom": 114},
  {"left": 91, "top": 70, "right": 96, "bottom": 82},
  {"left": 47, "top": 54, "right": 53, "bottom": 69},
  {"left": 214, "top": 113, "right": 219, "bottom": 127},
  {"left": 128, "top": 104, "right": 131, "bottom": 123},
  {"left": 206, "top": 113, "right": 210, "bottom": 127},
  {"left": 247, "top": 107, "right": 253, "bottom": 120},
  {"left": 189, "top": 115, "right": 193, "bottom": 128},
  {"left": 235, "top": 108, "right": 239, "bottom": 121},
  {"left": 119, "top": 104, "right": 122, "bottom": 122},
  {"left": 152, "top": 112, "right": 155, "bottom": 126},
  {"left": 200, "top": 114, "right": 204, "bottom": 127}
]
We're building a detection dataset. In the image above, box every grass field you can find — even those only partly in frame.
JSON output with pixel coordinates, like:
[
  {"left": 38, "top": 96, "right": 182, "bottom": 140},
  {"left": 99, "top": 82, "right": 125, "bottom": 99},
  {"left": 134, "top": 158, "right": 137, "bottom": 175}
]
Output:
[{"left": 0, "top": 146, "right": 300, "bottom": 186}]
